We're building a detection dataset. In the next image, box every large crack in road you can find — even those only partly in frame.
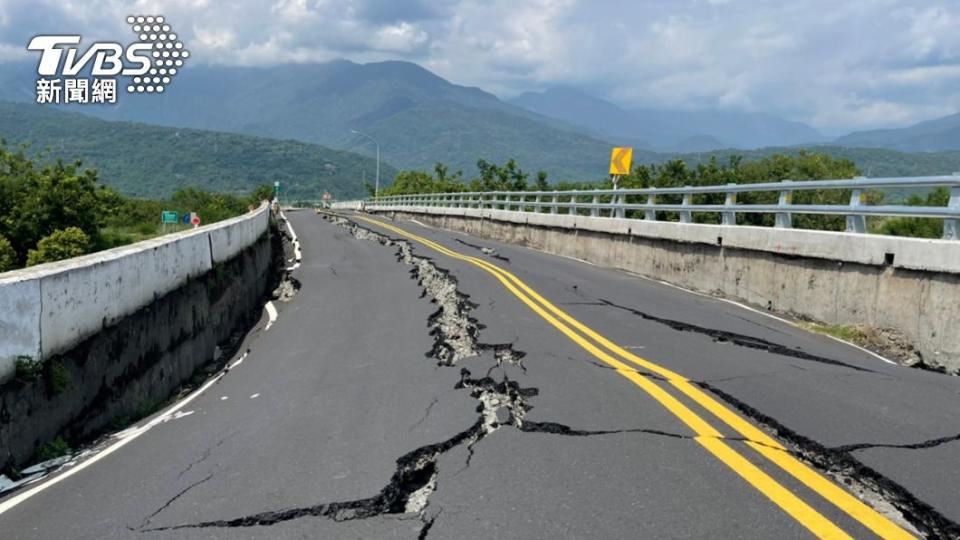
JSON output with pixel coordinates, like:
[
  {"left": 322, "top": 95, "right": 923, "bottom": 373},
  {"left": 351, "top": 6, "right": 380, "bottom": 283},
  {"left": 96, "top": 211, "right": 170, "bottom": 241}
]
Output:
[
  {"left": 143, "top": 214, "right": 958, "bottom": 539},
  {"left": 595, "top": 298, "right": 876, "bottom": 373},
  {"left": 142, "top": 215, "right": 679, "bottom": 537},
  {"left": 698, "top": 382, "right": 960, "bottom": 539}
]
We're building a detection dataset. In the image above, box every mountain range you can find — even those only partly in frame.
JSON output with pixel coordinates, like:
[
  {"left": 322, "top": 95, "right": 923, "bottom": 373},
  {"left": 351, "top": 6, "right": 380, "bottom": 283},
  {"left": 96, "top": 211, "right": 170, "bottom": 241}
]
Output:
[
  {"left": 0, "top": 60, "right": 633, "bottom": 181},
  {"left": 836, "top": 113, "right": 960, "bottom": 152},
  {"left": 3, "top": 101, "right": 959, "bottom": 205},
  {"left": 509, "top": 87, "right": 827, "bottom": 152},
  {"left": 0, "top": 101, "right": 390, "bottom": 200},
  {"left": 1, "top": 58, "right": 959, "bottom": 185}
]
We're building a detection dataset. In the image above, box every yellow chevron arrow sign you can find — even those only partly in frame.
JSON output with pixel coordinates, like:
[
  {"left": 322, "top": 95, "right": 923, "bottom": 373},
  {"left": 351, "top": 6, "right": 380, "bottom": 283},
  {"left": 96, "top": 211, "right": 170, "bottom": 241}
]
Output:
[{"left": 609, "top": 147, "right": 633, "bottom": 175}]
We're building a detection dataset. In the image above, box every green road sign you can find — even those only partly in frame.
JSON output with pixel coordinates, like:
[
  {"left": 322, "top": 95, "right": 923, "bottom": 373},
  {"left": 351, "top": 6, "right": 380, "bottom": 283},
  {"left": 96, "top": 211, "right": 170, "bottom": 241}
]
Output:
[{"left": 162, "top": 211, "right": 178, "bottom": 224}]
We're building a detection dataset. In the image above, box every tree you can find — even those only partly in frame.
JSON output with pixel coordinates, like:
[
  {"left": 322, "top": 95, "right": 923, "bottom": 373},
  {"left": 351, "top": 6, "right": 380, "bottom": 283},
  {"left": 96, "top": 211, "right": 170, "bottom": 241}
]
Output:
[
  {"left": 534, "top": 171, "right": 549, "bottom": 191},
  {"left": 26, "top": 227, "right": 90, "bottom": 266},
  {"left": 0, "top": 146, "right": 105, "bottom": 266},
  {"left": 250, "top": 184, "right": 275, "bottom": 205},
  {"left": 878, "top": 187, "right": 948, "bottom": 239},
  {"left": 0, "top": 235, "right": 14, "bottom": 272}
]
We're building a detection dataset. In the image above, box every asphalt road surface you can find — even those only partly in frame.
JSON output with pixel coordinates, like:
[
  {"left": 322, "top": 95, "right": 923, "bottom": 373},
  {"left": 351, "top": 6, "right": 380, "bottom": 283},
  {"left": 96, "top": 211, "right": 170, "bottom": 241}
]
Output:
[{"left": 1, "top": 209, "right": 958, "bottom": 539}]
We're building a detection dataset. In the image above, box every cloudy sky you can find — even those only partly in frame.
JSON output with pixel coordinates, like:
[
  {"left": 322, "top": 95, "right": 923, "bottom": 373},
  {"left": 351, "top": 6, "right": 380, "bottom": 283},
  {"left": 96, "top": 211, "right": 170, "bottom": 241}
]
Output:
[{"left": 1, "top": 0, "right": 958, "bottom": 134}]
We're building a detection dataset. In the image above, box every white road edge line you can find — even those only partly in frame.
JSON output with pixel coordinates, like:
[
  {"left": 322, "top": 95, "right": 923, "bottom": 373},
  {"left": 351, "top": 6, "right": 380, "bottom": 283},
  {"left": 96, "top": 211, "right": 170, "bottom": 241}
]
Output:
[
  {"left": 264, "top": 301, "right": 278, "bottom": 331},
  {"left": 0, "top": 353, "right": 239, "bottom": 515}
]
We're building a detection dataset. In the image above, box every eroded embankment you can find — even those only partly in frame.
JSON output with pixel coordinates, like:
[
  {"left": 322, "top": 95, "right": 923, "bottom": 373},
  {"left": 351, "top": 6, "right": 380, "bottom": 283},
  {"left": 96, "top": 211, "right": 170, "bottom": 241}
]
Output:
[{"left": 0, "top": 224, "right": 285, "bottom": 477}]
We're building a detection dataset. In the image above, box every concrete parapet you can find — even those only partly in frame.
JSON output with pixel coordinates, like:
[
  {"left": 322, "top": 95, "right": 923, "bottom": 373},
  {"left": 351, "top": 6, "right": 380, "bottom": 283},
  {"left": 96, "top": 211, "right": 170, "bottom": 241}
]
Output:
[{"left": 0, "top": 205, "right": 270, "bottom": 382}]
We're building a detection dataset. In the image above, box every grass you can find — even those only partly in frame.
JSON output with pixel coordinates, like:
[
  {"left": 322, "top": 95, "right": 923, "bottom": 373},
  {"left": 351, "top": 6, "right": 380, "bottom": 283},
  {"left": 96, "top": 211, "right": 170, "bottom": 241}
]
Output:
[
  {"left": 36, "top": 437, "right": 71, "bottom": 461},
  {"left": 797, "top": 322, "right": 867, "bottom": 345}
]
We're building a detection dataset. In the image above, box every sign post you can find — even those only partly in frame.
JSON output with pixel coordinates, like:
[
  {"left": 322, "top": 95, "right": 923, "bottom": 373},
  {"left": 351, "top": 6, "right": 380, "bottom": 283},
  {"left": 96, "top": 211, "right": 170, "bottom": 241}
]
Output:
[
  {"left": 274, "top": 181, "right": 281, "bottom": 207},
  {"left": 609, "top": 147, "right": 633, "bottom": 218}
]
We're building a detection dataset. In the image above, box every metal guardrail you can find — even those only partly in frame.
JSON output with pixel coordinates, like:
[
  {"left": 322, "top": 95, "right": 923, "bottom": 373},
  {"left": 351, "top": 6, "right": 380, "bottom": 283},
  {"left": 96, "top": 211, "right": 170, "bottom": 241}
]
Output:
[{"left": 334, "top": 176, "right": 960, "bottom": 240}]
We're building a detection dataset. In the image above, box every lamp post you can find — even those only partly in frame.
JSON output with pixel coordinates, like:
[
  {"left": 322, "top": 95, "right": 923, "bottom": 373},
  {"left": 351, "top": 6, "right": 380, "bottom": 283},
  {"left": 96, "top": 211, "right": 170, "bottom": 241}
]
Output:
[{"left": 351, "top": 129, "right": 380, "bottom": 200}]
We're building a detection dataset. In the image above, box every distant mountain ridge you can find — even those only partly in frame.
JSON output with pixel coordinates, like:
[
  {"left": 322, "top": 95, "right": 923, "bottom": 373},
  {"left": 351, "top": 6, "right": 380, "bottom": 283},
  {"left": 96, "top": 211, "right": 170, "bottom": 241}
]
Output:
[
  {"left": 2, "top": 58, "right": 959, "bottom": 180},
  {"left": 509, "top": 87, "right": 826, "bottom": 152},
  {"left": 3, "top": 100, "right": 960, "bottom": 204},
  {"left": 0, "top": 60, "right": 625, "bottom": 181},
  {"left": 836, "top": 113, "right": 960, "bottom": 151},
  {"left": 0, "top": 101, "right": 390, "bottom": 199}
]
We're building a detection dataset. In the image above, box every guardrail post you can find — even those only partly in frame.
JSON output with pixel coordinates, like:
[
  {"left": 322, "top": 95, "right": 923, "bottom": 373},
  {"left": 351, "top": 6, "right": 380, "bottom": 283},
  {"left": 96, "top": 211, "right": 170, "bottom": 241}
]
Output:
[
  {"left": 680, "top": 188, "right": 692, "bottom": 223},
  {"left": 722, "top": 184, "right": 737, "bottom": 225},
  {"left": 943, "top": 186, "right": 959, "bottom": 240},
  {"left": 535, "top": 194, "right": 542, "bottom": 213},
  {"left": 776, "top": 186, "right": 793, "bottom": 229},
  {"left": 551, "top": 194, "right": 558, "bottom": 214},
  {"left": 615, "top": 193, "right": 625, "bottom": 219},
  {"left": 571, "top": 195, "right": 579, "bottom": 216},
  {"left": 845, "top": 188, "right": 867, "bottom": 233},
  {"left": 645, "top": 194, "right": 656, "bottom": 221},
  {"left": 591, "top": 195, "right": 599, "bottom": 217}
]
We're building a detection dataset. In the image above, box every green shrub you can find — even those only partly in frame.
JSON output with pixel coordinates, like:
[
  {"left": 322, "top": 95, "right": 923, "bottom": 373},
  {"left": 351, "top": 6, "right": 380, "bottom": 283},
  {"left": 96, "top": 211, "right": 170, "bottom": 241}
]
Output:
[
  {"left": 36, "top": 437, "right": 71, "bottom": 461},
  {"left": 0, "top": 234, "right": 14, "bottom": 272},
  {"left": 48, "top": 359, "right": 70, "bottom": 394},
  {"left": 13, "top": 356, "right": 42, "bottom": 383},
  {"left": 26, "top": 227, "right": 90, "bottom": 266}
]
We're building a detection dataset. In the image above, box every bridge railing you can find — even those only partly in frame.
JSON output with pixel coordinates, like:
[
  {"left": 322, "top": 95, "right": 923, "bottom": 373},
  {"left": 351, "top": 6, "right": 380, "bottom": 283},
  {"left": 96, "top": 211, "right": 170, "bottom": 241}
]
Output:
[{"left": 346, "top": 176, "right": 960, "bottom": 240}]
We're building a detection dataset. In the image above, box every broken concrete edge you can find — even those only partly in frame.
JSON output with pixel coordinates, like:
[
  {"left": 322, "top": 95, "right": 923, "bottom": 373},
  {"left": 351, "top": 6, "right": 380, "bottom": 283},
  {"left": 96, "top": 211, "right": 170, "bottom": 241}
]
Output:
[
  {"left": 794, "top": 322, "right": 936, "bottom": 372},
  {"left": 273, "top": 212, "right": 302, "bottom": 302},
  {"left": 0, "top": 221, "right": 286, "bottom": 479},
  {"left": 367, "top": 208, "right": 960, "bottom": 375},
  {"left": 366, "top": 205, "right": 960, "bottom": 274},
  {"left": 0, "top": 204, "right": 272, "bottom": 384}
]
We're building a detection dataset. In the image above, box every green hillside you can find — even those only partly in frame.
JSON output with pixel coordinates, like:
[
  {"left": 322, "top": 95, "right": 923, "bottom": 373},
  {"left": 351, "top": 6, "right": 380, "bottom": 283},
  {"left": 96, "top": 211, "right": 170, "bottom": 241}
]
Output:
[
  {"left": 836, "top": 113, "right": 960, "bottom": 151},
  {"left": 661, "top": 145, "right": 960, "bottom": 178},
  {"left": 0, "top": 101, "right": 393, "bottom": 200},
  {"left": 0, "top": 61, "right": 625, "bottom": 181}
]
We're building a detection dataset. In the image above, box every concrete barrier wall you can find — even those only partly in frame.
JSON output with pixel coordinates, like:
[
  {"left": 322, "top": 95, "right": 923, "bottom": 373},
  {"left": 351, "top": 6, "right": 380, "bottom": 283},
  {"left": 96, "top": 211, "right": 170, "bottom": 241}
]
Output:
[
  {"left": 369, "top": 206, "right": 960, "bottom": 372},
  {"left": 0, "top": 205, "right": 270, "bottom": 381}
]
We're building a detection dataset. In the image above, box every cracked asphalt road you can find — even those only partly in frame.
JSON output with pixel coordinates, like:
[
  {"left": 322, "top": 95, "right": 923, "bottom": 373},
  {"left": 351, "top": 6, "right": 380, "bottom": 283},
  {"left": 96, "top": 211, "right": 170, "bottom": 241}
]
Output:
[{"left": 1, "top": 209, "right": 959, "bottom": 539}]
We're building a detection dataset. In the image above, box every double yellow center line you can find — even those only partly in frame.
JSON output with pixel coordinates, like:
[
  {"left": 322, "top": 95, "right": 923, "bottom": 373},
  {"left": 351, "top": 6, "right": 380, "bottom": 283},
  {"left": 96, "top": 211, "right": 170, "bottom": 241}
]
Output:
[{"left": 346, "top": 213, "right": 912, "bottom": 539}]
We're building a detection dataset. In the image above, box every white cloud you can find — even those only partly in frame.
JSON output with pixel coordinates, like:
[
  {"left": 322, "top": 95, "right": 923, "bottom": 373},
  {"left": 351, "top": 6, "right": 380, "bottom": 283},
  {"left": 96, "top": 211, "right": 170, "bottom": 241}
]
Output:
[
  {"left": 1, "top": 0, "right": 958, "bottom": 132},
  {"left": 371, "top": 21, "right": 428, "bottom": 52}
]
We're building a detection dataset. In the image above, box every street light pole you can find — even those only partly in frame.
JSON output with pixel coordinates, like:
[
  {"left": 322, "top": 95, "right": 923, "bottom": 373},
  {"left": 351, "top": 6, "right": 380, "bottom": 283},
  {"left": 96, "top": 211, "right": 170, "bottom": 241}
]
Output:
[{"left": 351, "top": 129, "right": 380, "bottom": 200}]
